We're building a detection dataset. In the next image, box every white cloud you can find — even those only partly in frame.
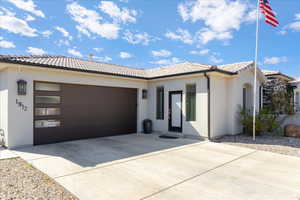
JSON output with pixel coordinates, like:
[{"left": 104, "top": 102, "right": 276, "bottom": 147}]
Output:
[
  {"left": 177, "top": 3, "right": 190, "bottom": 22},
  {"left": 25, "top": 14, "right": 35, "bottom": 21},
  {"left": 150, "top": 57, "right": 183, "bottom": 66},
  {"left": 286, "top": 14, "right": 300, "bottom": 31},
  {"left": 55, "top": 26, "right": 72, "bottom": 40},
  {"left": 264, "top": 57, "right": 288, "bottom": 65},
  {"left": 95, "top": 56, "right": 112, "bottom": 62},
  {"left": 178, "top": 0, "right": 255, "bottom": 44},
  {"left": 67, "top": 2, "right": 119, "bottom": 39},
  {"left": 280, "top": 13, "right": 300, "bottom": 34},
  {"left": 165, "top": 28, "right": 193, "bottom": 44},
  {"left": 6, "top": 0, "right": 45, "bottom": 18},
  {"left": 98, "top": 1, "right": 137, "bottom": 24},
  {"left": 55, "top": 39, "right": 70, "bottom": 46},
  {"left": 0, "top": 37, "right": 15, "bottom": 48},
  {"left": 41, "top": 30, "right": 52, "bottom": 37},
  {"left": 190, "top": 49, "right": 210, "bottom": 55},
  {"left": 278, "top": 30, "right": 287, "bottom": 35},
  {"left": 123, "top": 30, "right": 159, "bottom": 45},
  {"left": 26, "top": 47, "right": 46, "bottom": 55},
  {"left": 119, "top": 51, "right": 132, "bottom": 59},
  {"left": 287, "top": 22, "right": 300, "bottom": 31},
  {"left": 93, "top": 47, "right": 103, "bottom": 52},
  {"left": 190, "top": 49, "right": 222, "bottom": 63},
  {"left": 151, "top": 49, "right": 171, "bottom": 57},
  {"left": 209, "top": 55, "right": 223, "bottom": 64},
  {"left": 244, "top": 9, "right": 257, "bottom": 22},
  {"left": 196, "top": 29, "right": 233, "bottom": 44},
  {"left": 0, "top": 8, "right": 38, "bottom": 37},
  {"left": 68, "top": 48, "right": 82, "bottom": 57}
]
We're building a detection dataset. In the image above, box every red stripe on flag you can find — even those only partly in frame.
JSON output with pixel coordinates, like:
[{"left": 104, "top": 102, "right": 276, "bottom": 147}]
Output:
[
  {"left": 263, "top": 6, "right": 275, "bottom": 15},
  {"left": 260, "top": 0, "right": 279, "bottom": 27},
  {"left": 265, "top": 19, "right": 278, "bottom": 27},
  {"left": 266, "top": 15, "right": 279, "bottom": 25},
  {"left": 264, "top": 9, "right": 276, "bottom": 17},
  {"left": 265, "top": 12, "right": 278, "bottom": 21},
  {"left": 264, "top": 4, "right": 272, "bottom": 10}
]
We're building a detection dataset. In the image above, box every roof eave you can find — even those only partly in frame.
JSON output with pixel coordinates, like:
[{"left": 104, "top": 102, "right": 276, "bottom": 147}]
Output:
[
  {"left": 0, "top": 59, "right": 147, "bottom": 80},
  {"left": 147, "top": 69, "right": 237, "bottom": 80},
  {"left": 0, "top": 59, "right": 239, "bottom": 80},
  {"left": 265, "top": 73, "right": 294, "bottom": 81}
]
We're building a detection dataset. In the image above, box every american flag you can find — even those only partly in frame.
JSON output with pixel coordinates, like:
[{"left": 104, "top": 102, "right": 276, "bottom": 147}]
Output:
[{"left": 260, "top": 0, "right": 279, "bottom": 27}]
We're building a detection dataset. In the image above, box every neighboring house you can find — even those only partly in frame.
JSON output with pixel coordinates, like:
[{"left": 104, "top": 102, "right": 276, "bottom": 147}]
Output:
[
  {"left": 290, "top": 77, "right": 300, "bottom": 112},
  {"left": 0, "top": 55, "right": 265, "bottom": 148},
  {"left": 262, "top": 70, "right": 300, "bottom": 113}
]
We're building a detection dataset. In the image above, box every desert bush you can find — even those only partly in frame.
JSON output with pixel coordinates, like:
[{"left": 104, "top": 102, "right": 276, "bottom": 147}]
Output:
[{"left": 239, "top": 107, "right": 280, "bottom": 136}]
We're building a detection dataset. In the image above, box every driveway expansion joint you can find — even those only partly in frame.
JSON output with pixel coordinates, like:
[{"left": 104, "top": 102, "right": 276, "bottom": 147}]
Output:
[{"left": 140, "top": 149, "right": 258, "bottom": 200}]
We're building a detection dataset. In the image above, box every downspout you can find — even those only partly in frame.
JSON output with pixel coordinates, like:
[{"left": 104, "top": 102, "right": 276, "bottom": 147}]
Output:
[{"left": 204, "top": 73, "right": 211, "bottom": 140}]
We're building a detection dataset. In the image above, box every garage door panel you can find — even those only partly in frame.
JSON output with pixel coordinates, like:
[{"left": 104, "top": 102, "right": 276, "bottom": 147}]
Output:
[{"left": 34, "top": 82, "right": 137, "bottom": 145}]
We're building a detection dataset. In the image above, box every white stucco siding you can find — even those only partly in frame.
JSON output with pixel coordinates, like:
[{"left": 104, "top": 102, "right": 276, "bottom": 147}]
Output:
[
  {"left": 226, "top": 69, "right": 263, "bottom": 135},
  {"left": 0, "top": 69, "right": 9, "bottom": 147},
  {"left": 210, "top": 76, "right": 229, "bottom": 138},
  {"left": 0, "top": 62, "right": 265, "bottom": 148},
  {"left": 147, "top": 75, "right": 208, "bottom": 138},
  {"left": 4, "top": 65, "right": 148, "bottom": 148}
]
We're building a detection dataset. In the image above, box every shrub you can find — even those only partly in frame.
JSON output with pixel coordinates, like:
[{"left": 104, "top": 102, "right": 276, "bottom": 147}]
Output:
[{"left": 239, "top": 107, "right": 280, "bottom": 136}]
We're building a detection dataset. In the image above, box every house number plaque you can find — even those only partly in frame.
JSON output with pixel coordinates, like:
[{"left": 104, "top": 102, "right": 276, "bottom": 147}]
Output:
[{"left": 16, "top": 99, "right": 28, "bottom": 111}]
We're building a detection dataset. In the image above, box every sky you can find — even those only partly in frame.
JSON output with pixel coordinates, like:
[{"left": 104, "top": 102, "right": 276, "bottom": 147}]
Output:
[{"left": 0, "top": 0, "right": 299, "bottom": 77}]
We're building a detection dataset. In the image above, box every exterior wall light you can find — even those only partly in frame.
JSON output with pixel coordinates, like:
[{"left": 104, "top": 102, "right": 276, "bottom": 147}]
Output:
[{"left": 17, "top": 79, "right": 27, "bottom": 95}]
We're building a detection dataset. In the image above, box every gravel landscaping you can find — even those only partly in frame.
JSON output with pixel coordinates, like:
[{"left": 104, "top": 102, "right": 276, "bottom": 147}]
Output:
[
  {"left": 213, "top": 134, "right": 300, "bottom": 157},
  {"left": 0, "top": 157, "right": 78, "bottom": 200}
]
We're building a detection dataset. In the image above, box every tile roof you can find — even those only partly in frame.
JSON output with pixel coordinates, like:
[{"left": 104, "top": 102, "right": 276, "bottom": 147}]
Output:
[
  {"left": 290, "top": 77, "right": 300, "bottom": 84},
  {"left": 0, "top": 55, "right": 253, "bottom": 79},
  {"left": 218, "top": 61, "right": 254, "bottom": 73},
  {"left": 0, "top": 55, "right": 147, "bottom": 78},
  {"left": 145, "top": 62, "right": 212, "bottom": 78},
  {"left": 262, "top": 69, "right": 294, "bottom": 81},
  {"left": 261, "top": 69, "right": 280, "bottom": 75}
]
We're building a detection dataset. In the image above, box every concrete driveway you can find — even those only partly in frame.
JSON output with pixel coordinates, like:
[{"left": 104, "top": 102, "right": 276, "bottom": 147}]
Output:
[{"left": 13, "top": 134, "right": 300, "bottom": 200}]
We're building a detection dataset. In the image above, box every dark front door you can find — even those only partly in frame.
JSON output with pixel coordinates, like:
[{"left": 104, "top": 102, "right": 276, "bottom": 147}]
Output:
[
  {"left": 168, "top": 91, "right": 182, "bottom": 132},
  {"left": 34, "top": 81, "right": 137, "bottom": 145}
]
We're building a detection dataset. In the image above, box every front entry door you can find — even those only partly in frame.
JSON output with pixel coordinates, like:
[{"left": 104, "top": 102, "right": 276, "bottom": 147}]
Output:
[{"left": 169, "top": 91, "right": 182, "bottom": 132}]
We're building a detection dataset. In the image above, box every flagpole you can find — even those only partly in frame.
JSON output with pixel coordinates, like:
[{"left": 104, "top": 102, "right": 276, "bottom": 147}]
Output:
[{"left": 253, "top": 0, "right": 260, "bottom": 141}]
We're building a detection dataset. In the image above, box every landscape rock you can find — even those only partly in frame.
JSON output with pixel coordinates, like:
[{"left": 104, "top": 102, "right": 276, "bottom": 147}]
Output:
[{"left": 284, "top": 124, "right": 300, "bottom": 138}]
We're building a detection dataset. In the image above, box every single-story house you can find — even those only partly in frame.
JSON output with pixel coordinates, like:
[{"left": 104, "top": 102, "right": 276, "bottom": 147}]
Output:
[
  {"left": 0, "top": 55, "right": 265, "bottom": 148},
  {"left": 262, "top": 69, "right": 300, "bottom": 112},
  {"left": 290, "top": 77, "right": 300, "bottom": 112}
]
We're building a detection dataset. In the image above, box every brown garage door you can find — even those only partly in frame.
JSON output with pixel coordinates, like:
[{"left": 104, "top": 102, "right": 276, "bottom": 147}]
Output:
[{"left": 34, "top": 81, "right": 137, "bottom": 145}]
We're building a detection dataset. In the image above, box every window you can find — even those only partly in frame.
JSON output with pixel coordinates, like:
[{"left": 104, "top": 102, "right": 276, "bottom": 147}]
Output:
[
  {"left": 156, "top": 87, "right": 164, "bottom": 120},
  {"left": 296, "top": 92, "right": 300, "bottom": 111},
  {"left": 35, "top": 120, "right": 61, "bottom": 128},
  {"left": 142, "top": 89, "right": 147, "bottom": 99},
  {"left": 35, "top": 82, "right": 60, "bottom": 91},
  {"left": 35, "top": 96, "right": 61, "bottom": 104},
  {"left": 186, "top": 84, "right": 196, "bottom": 121},
  {"left": 34, "top": 82, "right": 62, "bottom": 129},
  {"left": 259, "top": 86, "right": 262, "bottom": 110},
  {"left": 35, "top": 108, "right": 60, "bottom": 116}
]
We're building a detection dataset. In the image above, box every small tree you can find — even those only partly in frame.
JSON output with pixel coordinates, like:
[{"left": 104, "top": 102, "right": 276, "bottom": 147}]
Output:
[{"left": 263, "top": 79, "right": 294, "bottom": 115}]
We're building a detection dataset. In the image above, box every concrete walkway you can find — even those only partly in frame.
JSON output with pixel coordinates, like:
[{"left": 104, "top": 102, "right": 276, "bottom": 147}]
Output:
[
  {"left": 13, "top": 134, "right": 300, "bottom": 200},
  {"left": 0, "top": 147, "right": 18, "bottom": 160}
]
